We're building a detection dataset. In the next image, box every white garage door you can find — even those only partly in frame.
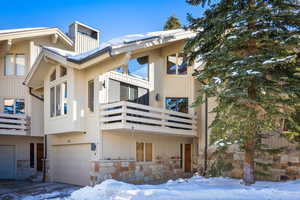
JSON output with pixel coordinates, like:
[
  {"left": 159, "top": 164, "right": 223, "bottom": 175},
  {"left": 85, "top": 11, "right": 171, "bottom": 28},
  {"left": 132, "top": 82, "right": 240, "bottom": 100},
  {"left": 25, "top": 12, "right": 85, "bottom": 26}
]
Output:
[
  {"left": 0, "top": 145, "right": 15, "bottom": 179},
  {"left": 52, "top": 144, "right": 90, "bottom": 186}
]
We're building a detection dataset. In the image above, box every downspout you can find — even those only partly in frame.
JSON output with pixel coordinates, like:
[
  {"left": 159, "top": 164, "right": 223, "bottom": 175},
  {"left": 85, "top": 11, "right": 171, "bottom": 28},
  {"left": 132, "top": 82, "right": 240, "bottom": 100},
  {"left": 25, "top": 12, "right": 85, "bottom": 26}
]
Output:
[
  {"left": 29, "top": 87, "right": 44, "bottom": 101},
  {"left": 204, "top": 96, "right": 208, "bottom": 175}
]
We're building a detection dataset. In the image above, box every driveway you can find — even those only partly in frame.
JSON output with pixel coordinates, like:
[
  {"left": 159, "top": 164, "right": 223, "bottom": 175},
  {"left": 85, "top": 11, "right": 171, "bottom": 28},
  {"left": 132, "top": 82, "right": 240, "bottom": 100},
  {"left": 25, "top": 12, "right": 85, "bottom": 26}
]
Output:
[{"left": 0, "top": 181, "right": 80, "bottom": 200}]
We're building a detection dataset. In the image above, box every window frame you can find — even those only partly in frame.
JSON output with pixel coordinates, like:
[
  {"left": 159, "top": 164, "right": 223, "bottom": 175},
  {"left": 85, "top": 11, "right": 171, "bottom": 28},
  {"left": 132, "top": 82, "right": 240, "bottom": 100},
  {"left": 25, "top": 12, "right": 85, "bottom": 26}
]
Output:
[
  {"left": 49, "top": 66, "right": 68, "bottom": 118},
  {"left": 136, "top": 141, "right": 153, "bottom": 162},
  {"left": 165, "top": 97, "right": 189, "bottom": 113},
  {"left": 3, "top": 98, "right": 25, "bottom": 114},
  {"left": 3, "top": 54, "right": 26, "bottom": 77},
  {"left": 127, "top": 56, "right": 149, "bottom": 81},
  {"left": 88, "top": 79, "right": 95, "bottom": 112},
  {"left": 166, "top": 53, "right": 188, "bottom": 75}
]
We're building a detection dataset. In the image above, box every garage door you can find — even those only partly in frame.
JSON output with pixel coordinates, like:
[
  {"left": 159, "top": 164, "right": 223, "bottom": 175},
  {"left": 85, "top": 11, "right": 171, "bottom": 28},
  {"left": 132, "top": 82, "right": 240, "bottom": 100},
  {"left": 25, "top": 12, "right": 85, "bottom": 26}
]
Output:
[
  {"left": 52, "top": 144, "right": 90, "bottom": 186},
  {"left": 0, "top": 145, "right": 15, "bottom": 179}
]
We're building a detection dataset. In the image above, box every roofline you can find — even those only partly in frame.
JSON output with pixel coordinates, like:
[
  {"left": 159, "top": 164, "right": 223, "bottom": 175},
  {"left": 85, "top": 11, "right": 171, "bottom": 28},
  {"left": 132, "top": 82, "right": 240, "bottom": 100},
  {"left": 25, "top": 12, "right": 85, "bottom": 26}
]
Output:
[
  {"left": 0, "top": 27, "right": 73, "bottom": 47},
  {"left": 67, "top": 46, "right": 112, "bottom": 64}
]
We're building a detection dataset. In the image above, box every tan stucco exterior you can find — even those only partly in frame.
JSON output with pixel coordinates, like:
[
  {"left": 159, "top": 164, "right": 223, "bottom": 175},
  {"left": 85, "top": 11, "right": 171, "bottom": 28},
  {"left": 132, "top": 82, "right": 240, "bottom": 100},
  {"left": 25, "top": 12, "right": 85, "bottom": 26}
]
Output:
[{"left": 0, "top": 23, "right": 98, "bottom": 180}]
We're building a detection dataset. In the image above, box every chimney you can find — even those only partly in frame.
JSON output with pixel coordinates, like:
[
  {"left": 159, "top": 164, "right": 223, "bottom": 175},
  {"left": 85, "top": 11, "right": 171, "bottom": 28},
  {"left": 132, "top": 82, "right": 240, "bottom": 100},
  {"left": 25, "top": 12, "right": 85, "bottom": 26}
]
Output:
[{"left": 68, "top": 21, "right": 100, "bottom": 53}]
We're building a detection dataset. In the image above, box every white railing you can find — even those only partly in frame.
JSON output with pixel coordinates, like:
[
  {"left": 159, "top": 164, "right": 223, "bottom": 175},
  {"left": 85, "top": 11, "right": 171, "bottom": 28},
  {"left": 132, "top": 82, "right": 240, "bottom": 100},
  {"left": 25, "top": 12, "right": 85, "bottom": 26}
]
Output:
[
  {"left": 99, "top": 101, "right": 197, "bottom": 136},
  {"left": 0, "top": 113, "right": 30, "bottom": 136}
]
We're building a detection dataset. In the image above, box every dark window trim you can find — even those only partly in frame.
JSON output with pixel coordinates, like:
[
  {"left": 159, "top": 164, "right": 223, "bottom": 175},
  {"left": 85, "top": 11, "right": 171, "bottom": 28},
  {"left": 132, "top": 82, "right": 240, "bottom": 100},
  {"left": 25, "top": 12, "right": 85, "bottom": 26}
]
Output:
[
  {"left": 165, "top": 97, "right": 189, "bottom": 113},
  {"left": 30, "top": 143, "right": 34, "bottom": 168},
  {"left": 88, "top": 79, "right": 95, "bottom": 112}
]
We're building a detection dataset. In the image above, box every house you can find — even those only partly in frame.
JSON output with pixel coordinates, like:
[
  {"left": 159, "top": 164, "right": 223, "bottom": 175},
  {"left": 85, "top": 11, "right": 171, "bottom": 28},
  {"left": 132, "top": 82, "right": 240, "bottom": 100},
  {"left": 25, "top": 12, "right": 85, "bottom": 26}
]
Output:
[
  {"left": 24, "top": 27, "right": 205, "bottom": 186},
  {"left": 0, "top": 22, "right": 100, "bottom": 180}
]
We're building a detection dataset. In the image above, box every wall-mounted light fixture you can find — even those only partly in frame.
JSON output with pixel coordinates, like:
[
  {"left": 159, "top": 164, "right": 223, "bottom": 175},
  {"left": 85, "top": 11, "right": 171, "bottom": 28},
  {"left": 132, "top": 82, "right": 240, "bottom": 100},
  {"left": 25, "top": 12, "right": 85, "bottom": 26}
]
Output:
[
  {"left": 102, "top": 81, "right": 106, "bottom": 88},
  {"left": 155, "top": 93, "right": 160, "bottom": 101}
]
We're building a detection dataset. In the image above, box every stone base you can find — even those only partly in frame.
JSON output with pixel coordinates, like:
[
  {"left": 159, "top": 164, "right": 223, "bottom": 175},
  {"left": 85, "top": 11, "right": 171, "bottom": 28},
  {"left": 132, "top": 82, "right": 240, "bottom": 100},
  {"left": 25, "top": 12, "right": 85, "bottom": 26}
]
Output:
[
  {"left": 198, "top": 145, "right": 300, "bottom": 181},
  {"left": 90, "top": 158, "right": 191, "bottom": 185}
]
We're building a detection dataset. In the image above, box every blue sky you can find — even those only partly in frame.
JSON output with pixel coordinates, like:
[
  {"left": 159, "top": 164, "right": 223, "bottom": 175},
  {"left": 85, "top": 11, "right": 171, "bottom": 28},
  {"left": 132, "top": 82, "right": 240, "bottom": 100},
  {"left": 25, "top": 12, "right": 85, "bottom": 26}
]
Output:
[{"left": 0, "top": 0, "right": 205, "bottom": 42}]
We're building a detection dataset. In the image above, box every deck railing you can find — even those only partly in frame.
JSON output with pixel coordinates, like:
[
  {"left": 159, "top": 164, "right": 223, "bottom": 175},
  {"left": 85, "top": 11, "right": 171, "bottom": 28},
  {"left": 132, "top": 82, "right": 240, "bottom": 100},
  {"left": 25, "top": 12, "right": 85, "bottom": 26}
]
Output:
[
  {"left": 99, "top": 101, "right": 197, "bottom": 136},
  {"left": 0, "top": 113, "right": 30, "bottom": 135}
]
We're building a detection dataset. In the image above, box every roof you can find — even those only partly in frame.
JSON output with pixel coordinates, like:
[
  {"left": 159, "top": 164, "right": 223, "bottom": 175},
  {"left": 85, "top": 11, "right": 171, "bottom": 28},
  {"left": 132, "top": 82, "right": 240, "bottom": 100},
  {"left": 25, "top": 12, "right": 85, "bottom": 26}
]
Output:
[
  {"left": 0, "top": 27, "right": 73, "bottom": 47},
  {"left": 25, "top": 29, "right": 195, "bottom": 88},
  {"left": 0, "top": 27, "right": 49, "bottom": 34},
  {"left": 42, "top": 29, "right": 194, "bottom": 63}
]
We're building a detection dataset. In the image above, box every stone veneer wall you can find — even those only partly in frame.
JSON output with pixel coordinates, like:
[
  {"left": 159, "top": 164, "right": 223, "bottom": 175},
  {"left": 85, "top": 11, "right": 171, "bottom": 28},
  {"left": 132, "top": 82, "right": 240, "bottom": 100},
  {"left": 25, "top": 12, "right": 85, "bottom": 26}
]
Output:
[
  {"left": 227, "top": 148, "right": 300, "bottom": 181},
  {"left": 200, "top": 143, "right": 300, "bottom": 181},
  {"left": 90, "top": 158, "right": 191, "bottom": 185}
]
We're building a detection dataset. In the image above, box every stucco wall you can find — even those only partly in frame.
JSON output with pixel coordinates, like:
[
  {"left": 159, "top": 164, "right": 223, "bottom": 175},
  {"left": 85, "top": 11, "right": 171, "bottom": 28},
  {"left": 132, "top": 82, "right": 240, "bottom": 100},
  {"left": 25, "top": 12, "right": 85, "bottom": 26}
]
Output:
[{"left": 0, "top": 135, "right": 43, "bottom": 179}]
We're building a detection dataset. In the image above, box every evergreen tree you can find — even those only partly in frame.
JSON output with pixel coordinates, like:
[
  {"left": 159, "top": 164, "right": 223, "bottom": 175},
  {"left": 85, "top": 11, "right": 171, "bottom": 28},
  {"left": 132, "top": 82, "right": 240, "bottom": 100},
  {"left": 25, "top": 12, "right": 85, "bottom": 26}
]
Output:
[
  {"left": 185, "top": 0, "right": 300, "bottom": 185},
  {"left": 164, "top": 15, "right": 182, "bottom": 30}
]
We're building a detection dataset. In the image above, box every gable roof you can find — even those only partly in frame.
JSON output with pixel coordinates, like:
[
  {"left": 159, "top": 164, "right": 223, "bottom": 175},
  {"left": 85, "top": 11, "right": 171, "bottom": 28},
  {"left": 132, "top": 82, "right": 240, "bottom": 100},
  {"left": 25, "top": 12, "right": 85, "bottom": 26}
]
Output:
[
  {"left": 24, "top": 29, "right": 195, "bottom": 88},
  {"left": 40, "top": 29, "right": 194, "bottom": 63},
  {"left": 0, "top": 27, "right": 73, "bottom": 47}
]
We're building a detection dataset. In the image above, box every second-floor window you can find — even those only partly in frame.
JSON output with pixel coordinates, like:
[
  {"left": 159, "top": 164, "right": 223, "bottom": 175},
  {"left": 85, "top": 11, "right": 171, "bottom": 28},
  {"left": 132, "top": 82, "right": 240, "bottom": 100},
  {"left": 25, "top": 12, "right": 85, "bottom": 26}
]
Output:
[
  {"left": 167, "top": 53, "right": 187, "bottom": 75},
  {"left": 4, "top": 98, "right": 25, "bottom": 114},
  {"left": 120, "top": 82, "right": 149, "bottom": 105},
  {"left": 88, "top": 79, "right": 94, "bottom": 112},
  {"left": 4, "top": 54, "right": 26, "bottom": 76},
  {"left": 165, "top": 97, "right": 188, "bottom": 113},
  {"left": 128, "top": 56, "right": 149, "bottom": 80},
  {"left": 50, "top": 82, "right": 67, "bottom": 117}
]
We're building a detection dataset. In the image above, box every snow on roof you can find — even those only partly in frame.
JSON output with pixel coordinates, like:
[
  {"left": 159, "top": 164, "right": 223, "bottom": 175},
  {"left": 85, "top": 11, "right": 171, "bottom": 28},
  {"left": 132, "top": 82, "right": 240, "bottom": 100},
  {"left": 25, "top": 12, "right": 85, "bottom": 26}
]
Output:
[
  {"left": 0, "top": 27, "right": 49, "bottom": 34},
  {"left": 43, "top": 29, "right": 191, "bottom": 63}
]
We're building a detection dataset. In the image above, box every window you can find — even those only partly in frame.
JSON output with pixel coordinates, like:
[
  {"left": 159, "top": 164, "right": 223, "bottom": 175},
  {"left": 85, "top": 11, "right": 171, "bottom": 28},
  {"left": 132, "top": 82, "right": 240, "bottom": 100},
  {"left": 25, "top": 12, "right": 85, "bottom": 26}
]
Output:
[
  {"left": 166, "top": 53, "right": 187, "bottom": 75},
  {"left": 4, "top": 99, "right": 25, "bottom": 114},
  {"left": 165, "top": 97, "right": 188, "bottom": 113},
  {"left": 88, "top": 80, "right": 94, "bottom": 112},
  {"left": 120, "top": 83, "right": 138, "bottom": 102},
  {"left": 62, "top": 82, "right": 67, "bottom": 114},
  {"left": 167, "top": 54, "right": 177, "bottom": 74},
  {"left": 136, "top": 142, "right": 144, "bottom": 162},
  {"left": 119, "top": 82, "right": 149, "bottom": 105},
  {"left": 145, "top": 143, "right": 153, "bottom": 162},
  {"left": 4, "top": 55, "right": 14, "bottom": 76},
  {"left": 50, "top": 87, "right": 55, "bottom": 117},
  {"left": 136, "top": 142, "right": 153, "bottom": 162},
  {"left": 30, "top": 143, "right": 34, "bottom": 168},
  {"left": 16, "top": 54, "right": 25, "bottom": 76},
  {"left": 4, "top": 54, "right": 26, "bottom": 76},
  {"left": 50, "top": 82, "right": 67, "bottom": 117},
  {"left": 60, "top": 66, "right": 67, "bottom": 77},
  {"left": 128, "top": 56, "right": 149, "bottom": 80},
  {"left": 50, "top": 69, "right": 56, "bottom": 82}
]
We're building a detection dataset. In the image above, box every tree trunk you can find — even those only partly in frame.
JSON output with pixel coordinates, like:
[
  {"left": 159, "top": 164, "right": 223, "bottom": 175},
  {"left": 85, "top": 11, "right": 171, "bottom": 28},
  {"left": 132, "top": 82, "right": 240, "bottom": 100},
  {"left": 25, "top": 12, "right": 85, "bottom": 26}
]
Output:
[{"left": 243, "top": 137, "right": 255, "bottom": 185}]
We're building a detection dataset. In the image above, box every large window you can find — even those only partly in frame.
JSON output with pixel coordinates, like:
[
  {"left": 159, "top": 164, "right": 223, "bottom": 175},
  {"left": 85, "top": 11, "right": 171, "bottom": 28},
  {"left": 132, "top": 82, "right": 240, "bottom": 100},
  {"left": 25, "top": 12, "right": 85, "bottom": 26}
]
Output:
[
  {"left": 4, "top": 99, "right": 25, "bottom": 114},
  {"left": 165, "top": 97, "right": 188, "bottom": 113},
  {"left": 50, "top": 82, "right": 67, "bottom": 117},
  {"left": 88, "top": 80, "right": 94, "bottom": 112},
  {"left": 136, "top": 142, "right": 153, "bottom": 162},
  {"left": 128, "top": 56, "right": 149, "bottom": 80},
  {"left": 4, "top": 54, "right": 25, "bottom": 76},
  {"left": 167, "top": 53, "right": 187, "bottom": 75}
]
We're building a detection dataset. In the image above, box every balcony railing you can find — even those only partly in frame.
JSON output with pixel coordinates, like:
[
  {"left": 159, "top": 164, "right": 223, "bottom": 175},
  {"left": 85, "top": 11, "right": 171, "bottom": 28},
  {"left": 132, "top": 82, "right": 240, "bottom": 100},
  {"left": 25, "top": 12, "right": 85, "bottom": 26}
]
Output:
[
  {"left": 99, "top": 101, "right": 197, "bottom": 136},
  {"left": 0, "top": 113, "right": 30, "bottom": 136}
]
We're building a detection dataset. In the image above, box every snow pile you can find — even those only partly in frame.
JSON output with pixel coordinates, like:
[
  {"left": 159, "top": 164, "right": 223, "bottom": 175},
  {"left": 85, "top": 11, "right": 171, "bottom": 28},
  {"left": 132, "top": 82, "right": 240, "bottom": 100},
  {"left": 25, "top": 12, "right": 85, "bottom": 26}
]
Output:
[{"left": 67, "top": 176, "right": 300, "bottom": 200}]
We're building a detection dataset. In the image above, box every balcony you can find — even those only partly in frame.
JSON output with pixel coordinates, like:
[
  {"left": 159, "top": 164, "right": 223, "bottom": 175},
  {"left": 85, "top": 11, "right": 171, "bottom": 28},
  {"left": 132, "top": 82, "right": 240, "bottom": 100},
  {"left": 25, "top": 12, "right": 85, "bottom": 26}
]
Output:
[
  {"left": 99, "top": 101, "right": 197, "bottom": 137},
  {"left": 0, "top": 113, "right": 30, "bottom": 136}
]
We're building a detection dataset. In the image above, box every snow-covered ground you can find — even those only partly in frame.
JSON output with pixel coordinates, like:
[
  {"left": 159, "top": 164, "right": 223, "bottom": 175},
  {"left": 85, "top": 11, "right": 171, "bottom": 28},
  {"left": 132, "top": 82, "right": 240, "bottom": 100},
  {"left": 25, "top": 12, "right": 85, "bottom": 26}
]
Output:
[
  {"left": 14, "top": 176, "right": 300, "bottom": 200},
  {"left": 63, "top": 175, "right": 300, "bottom": 200}
]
